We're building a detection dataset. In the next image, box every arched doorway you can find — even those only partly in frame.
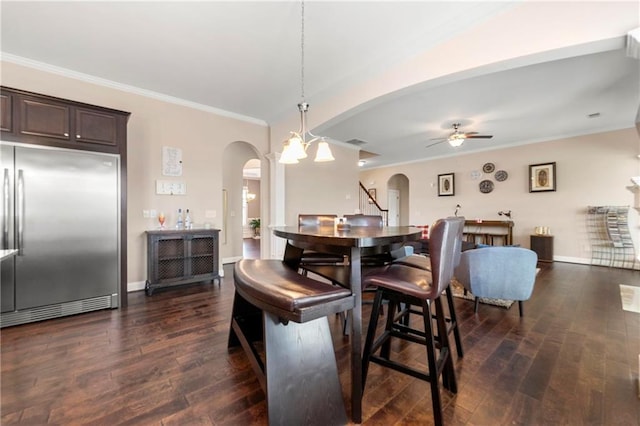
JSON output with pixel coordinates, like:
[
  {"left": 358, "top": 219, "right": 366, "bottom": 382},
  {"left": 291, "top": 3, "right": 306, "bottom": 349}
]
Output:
[
  {"left": 387, "top": 174, "right": 410, "bottom": 225},
  {"left": 221, "top": 141, "right": 262, "bottom": 263},
  {"left": 242, "top": 159, "right": 261, "bottom": 259}
]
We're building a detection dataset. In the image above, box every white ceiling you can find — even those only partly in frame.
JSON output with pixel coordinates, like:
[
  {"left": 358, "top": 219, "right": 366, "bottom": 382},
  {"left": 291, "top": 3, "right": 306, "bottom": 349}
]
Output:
[{"left": 2, "top": 1, "right": 639, "bottom": 169}]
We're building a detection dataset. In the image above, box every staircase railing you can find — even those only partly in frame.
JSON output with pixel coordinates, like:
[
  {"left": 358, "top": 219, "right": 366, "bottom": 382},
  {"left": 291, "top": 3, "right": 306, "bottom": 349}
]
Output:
[{"left": 359, "top": 182, "right": 389, "bottom": 225}]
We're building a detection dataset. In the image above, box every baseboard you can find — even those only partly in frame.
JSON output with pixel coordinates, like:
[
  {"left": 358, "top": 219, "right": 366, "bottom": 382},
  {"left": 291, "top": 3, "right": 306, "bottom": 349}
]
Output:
[
  {"left": 128, "top": 281, "right": 146, "bottom": 292},
  {"left": 553, "top": 256, "right": 591, "bottom": 265},
  {"left": 553, "top": 256, "right": 640, "bottom": 270}
]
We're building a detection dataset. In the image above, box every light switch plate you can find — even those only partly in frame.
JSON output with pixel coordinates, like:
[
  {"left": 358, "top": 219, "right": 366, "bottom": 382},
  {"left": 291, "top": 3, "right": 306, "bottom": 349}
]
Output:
[{"left": 156, "top": 180, "right": 186, "bottom": 195}]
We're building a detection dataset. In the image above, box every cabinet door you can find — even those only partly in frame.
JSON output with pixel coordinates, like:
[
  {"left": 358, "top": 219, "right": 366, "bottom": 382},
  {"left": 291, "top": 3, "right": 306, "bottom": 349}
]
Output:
[
  {"left": 1, "top": 92, "right": 13, "bottom": 133},
  {"left": 19, "top": 97, "right": 71, "bottom": 141},
  {"left": 155, "top": 236, "right": 186, "bottom": 282},
  {"left": 189, "top": 235, "right": 216, "bottom": 277},
  {"left": 75, "top": 108, "right": 118, "bottom": 146}
]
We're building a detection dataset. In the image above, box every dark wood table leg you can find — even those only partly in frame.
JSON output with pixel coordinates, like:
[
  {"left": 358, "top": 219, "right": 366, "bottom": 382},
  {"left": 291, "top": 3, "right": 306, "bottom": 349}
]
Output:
[{"left": 349, "top": 247, "right": 363, "bottom": 423}]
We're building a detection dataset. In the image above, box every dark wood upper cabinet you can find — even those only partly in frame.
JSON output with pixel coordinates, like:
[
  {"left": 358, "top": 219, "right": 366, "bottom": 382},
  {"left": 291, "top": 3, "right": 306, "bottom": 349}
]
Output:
[
  {"left": 1, "top": 93, "right": 13, "bottom": 133},
  {"left": 75, "top": 108, "right": 118, "bottom": 146},
  {"left": 20, "top": 97, "right": 71, "bottom": 141},
  {"left": 1, "top": 86, "right": 129, "bottom": 155}
]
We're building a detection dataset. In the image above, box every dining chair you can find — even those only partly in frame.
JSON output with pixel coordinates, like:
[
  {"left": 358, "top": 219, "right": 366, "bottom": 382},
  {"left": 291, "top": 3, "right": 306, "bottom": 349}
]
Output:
[
  {"left": 298, "top": 214, "right": 337, "bottom": 227},
  {"left": 391, "top": 216, "right": 465, "bottom": 357},
  {"left": 344, "top": 215, "right": 398, "bottom": 266},
  {"left": 344, "top": 214, "right": 383, "bottom": 227},
  {"left": 297, "top": 214, "right": 345, "bottom": 268},
  {"left": 361, "top": 217, "right": 463, "bottom": 426},
  {"left": 304, "top": 214, "right": 388, "bottom": 334}
]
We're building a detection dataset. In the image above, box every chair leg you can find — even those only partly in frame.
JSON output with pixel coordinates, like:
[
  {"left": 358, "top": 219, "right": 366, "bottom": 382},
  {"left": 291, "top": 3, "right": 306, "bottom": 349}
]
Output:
[
  {"left": 421, "top": 298, "right": 444, "bottom": 426},
  {"left": 444, "top": 285, "right": 463, "bottom": 358},
  {"left": 362, "top": 289, "right": 385, "bottom": 391},
  {"left": 434, "top": 297, "right": 457, "bottom": 394},
  {"left": 474, "top": 297, "right": 480, "bottom": 313},
  {"left": 518, "top": 300, "right": 524, "bottom": 317},
  {"left": 397, "top": 302, "right": 410, "bottom": 326},
  {"left": 380, "top": 299, "right": 398, "bottom": 359}
]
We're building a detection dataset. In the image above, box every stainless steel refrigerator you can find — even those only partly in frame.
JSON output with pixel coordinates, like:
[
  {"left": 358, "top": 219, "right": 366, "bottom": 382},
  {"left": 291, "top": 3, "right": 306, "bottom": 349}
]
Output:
[{"left": 1, "top": 142, "right": 119, "bottom": 327}]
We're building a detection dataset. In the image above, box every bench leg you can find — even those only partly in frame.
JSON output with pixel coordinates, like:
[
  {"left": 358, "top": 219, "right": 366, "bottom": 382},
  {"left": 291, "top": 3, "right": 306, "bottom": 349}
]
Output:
[
  {"left": 228, "top": 290, "right": 263, "bottom": 349},
  {"left": 228, "top": 291, "right": 267, "bottom": 392},
  {"left": 264, "top": 312, "right": 348, "bottom": 426}
]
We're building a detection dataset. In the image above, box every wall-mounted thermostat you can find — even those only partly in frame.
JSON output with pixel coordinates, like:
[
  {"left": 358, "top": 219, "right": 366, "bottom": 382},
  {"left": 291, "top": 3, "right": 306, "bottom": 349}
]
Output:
[{"left": 156, "top": 180, "right": 186, "bottom": 195}]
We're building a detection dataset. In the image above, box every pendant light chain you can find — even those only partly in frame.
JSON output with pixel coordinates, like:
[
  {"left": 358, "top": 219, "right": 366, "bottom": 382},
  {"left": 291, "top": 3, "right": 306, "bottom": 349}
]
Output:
[
  {"left": 279, "top": 0, "right": 335, "bottom": 164},
  {"left": 300, "top": 0, "right": 305, "bottom": 102}
]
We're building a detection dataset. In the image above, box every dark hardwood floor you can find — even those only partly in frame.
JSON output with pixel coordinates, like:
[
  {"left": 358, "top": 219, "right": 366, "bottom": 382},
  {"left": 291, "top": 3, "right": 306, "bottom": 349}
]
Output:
[
  {"left": 1, "top": 262, "right": 638, "bottom": 425},
  {"left": 243, "top": 238, "right": 260, "bottom": 259}
]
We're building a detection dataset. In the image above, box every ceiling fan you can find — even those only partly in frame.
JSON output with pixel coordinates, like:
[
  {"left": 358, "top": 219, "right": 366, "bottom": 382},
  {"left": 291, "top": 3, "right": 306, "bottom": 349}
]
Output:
[{"left": 426, "top": 123, "right": 493, "bottom": 149}]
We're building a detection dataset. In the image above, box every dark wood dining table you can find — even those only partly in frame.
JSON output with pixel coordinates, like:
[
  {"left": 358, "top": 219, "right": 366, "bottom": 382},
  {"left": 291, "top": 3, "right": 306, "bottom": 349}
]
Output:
[{"left": 272, "top": 225, "right": 421, "bottom": 423}]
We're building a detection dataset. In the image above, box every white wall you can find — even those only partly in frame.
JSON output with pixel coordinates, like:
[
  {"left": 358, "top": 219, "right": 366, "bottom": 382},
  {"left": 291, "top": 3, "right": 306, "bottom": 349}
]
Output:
[{"left": 360, "top": 128, "right": 640, "bottom": 265}]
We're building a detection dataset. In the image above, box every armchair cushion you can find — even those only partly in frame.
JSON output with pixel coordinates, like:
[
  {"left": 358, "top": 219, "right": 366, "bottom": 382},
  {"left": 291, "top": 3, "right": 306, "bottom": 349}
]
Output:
[{"left": 454, "top": 247, "right": 538, "bottom": 302}]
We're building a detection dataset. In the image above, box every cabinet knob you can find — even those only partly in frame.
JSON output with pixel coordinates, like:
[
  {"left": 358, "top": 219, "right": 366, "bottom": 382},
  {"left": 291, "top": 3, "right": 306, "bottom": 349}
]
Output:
[
  {"left": 63, "top": 133, "right": 69, "bottom": 137},
  {"left": 76, "top": 134, "right": 81, "bottom": 138}
]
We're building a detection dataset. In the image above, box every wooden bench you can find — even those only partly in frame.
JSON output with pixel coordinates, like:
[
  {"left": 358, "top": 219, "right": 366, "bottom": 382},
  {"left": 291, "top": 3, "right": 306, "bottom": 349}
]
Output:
[{"left": 228, "top": 259, "right": 355, "bottom": 426}]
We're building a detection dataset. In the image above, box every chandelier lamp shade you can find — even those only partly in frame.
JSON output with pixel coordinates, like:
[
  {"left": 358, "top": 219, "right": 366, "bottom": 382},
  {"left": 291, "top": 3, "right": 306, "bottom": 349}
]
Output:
[
  {"left": 244, "top": 179, "right": 256, "bottom": 202},
  {"left": 279, "top": 0, "right": 335, "bottom": 164},
  {"left": 280, "top": 103, "right": 335, "bottom": 164}
]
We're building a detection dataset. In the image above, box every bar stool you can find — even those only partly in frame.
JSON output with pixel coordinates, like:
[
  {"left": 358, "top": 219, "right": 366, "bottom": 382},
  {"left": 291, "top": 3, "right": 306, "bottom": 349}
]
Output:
[
  {"left": 297, "top": 214, "right": 346, "bottom": 268},
  {"left": 361, "top": 217, "right": 463, "bottom": 426},
  {"left": 228, "top": 258, "right": 355, "bottom": 426},
  {"left": 391, "top": 216, "right": 465, "bottom": 357}
]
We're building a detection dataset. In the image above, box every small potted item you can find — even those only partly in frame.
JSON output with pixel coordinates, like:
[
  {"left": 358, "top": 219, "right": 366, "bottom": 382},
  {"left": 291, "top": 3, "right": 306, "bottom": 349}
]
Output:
[{"left": 249, "top": 218, "right": 261, "bottom": 238}]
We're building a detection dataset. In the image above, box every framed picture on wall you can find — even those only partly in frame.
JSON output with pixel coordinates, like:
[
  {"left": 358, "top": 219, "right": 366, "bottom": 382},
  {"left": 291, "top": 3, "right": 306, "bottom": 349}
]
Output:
[
  {"left": 368, "top": 188, "right": 377, "bottom": 204},
  {"left": 438, "top": 173, "right": 455, "bottom": 196},
  {"left": 529, "top": 162, "right": 556, "bottom": 192}
]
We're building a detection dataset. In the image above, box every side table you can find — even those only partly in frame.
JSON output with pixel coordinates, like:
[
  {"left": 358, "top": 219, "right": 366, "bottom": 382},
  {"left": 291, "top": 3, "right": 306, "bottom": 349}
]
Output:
[{"left": 530, "top": 235, "right": 553, "bottom": 262}]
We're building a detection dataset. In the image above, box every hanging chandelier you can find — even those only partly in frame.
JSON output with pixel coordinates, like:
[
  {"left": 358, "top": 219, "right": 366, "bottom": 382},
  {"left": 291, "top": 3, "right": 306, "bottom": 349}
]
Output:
[
  {"left": 244, "top": 180, "right": 256, "bottom": 202},
  {"left": 279, "top": 0, "right": 335, "bottom": 164}
]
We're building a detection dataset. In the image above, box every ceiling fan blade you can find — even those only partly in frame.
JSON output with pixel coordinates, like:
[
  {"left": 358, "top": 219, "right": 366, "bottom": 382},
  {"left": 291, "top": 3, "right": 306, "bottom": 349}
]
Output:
[
  {"left": 428, "top": 137, "right": 447, "bottom": 141},
  {"left": 425, "top": 140, "right": 446, "bottom": 149},
  {"left": 465, "top": 135, "right": 493, "bottom": 139},
  {"left": 463, "top": 131, "right": 479, "bottom": 136}
]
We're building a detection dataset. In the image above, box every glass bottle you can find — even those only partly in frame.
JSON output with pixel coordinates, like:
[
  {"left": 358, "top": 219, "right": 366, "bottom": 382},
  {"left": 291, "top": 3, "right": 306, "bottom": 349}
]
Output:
[{"left": 176, "top": 208, "right": 183, "bottom": 229}]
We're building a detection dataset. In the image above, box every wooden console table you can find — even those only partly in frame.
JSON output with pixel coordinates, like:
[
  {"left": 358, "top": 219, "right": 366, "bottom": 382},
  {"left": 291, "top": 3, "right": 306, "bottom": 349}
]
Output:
[{"left": 463, "top": 220, "right": 514, "bottom": 246}]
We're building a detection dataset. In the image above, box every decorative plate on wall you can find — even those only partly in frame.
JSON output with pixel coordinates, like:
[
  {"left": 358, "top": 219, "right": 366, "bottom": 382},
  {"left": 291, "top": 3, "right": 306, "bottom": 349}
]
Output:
[
  {"left": 479, "top": 179, "right": 494, "bottom": 193},
  {"left": 495, "top": 170, "right": 508, "bottom": 182},
  {"left": 470, "top": 170, "right": 482, "bottom": 180},
  {"left": 482, "top": 162, "right": 495, "bottom": 173}
]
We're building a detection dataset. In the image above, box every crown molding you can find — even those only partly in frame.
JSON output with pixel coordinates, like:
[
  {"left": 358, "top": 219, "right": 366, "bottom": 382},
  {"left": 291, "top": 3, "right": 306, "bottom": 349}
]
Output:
[{"left": 1, "top": 52, "right": 268, "bottom": 127}]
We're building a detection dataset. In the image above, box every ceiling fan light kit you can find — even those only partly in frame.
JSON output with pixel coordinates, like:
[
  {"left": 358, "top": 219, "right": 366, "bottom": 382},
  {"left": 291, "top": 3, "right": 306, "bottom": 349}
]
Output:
[
  {"left": 427, "top": 122, "right": 494, "bottom": 150},
  {"left": 448, "top": 134, "right": 465, "bottom": 147}
]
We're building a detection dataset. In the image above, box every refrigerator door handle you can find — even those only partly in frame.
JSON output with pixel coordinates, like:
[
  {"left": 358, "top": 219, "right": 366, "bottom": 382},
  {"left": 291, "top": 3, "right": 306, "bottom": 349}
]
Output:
[
  {"left": 2, "top": 168, "right": 9, "bottom": 250},
  {"left": 17, "top": 169, "right": 24, "bottom": 256}
]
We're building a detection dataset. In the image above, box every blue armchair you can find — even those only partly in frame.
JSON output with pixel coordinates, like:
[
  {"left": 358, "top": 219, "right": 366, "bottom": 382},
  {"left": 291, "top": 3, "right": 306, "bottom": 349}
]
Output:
[{"left": 454, "top": 247, "right": 538, "bottom": 316}]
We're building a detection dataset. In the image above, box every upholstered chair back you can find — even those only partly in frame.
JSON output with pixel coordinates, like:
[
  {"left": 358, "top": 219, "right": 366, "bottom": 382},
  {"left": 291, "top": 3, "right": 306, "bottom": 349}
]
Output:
[
  {"left": 429, "top": 217, "right": 465, "bottom": 296},
  {"left": 344, "top": 214, "right": 383, "bottom": 227},
  {"left": 454, "top": 247, "right": 538, "bottom": 301},
  {"left": 298, "top": 214, "right": 337, "bottom": 227}
]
